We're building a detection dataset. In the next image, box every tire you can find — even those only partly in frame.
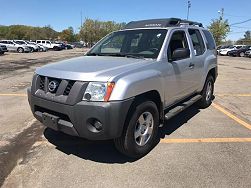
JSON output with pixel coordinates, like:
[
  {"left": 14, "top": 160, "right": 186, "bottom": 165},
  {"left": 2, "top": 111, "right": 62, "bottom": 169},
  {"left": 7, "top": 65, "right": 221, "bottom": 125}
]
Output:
[
  {"left": 197, "top": 75, "right": 214, "bottom": 108},
  {"left": 239, "top": 52, "right": 245, "bottom": 57},
  {"left": 227, "top": 52, "right": 230, "bottom": 56},
  {"left": 114, "top": 100, "right": 159, "bottom": 158},
  {"left": 17, "top": 47, "right": 24, "bottom": 53}
]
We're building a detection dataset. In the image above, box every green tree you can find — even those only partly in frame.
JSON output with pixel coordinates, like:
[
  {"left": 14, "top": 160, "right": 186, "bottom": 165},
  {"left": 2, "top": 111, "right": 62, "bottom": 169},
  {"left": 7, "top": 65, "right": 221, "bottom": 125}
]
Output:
[
  {"left": 0, "top": 25, "right": 58, "bottom": 40},
  {"left": 79, "top": 18, "right": 126, "bottom": 46},
  {"left": 236, "top": 30, "right": 251, "bottom": 45},
  {"left": 208, "top": 19, "right": 230, "bottom": 45},
  {"left": 59, "top": 27, "right": 77, "bottom": 42},
  {"left": 244, "top": 30, "right": 251, "bottom": 40}
]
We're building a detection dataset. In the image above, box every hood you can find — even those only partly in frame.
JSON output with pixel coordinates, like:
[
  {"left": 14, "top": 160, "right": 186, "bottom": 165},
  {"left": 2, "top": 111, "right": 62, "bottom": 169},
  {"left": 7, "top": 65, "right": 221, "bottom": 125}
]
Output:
[{"left": 36, "top": 56, "right": 156, "bottom": 82}]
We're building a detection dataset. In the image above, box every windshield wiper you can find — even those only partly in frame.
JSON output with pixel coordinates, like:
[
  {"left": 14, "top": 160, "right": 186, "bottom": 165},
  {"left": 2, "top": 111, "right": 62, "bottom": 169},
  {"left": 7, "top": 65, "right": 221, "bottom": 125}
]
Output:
[
  {"left": 86, "top": 52, "right": 144, "bottom": 59},
  {"left": 124, "top": 54, "right": 144, "bottom": 59},
  {"left": 86, "top": 52, "right": 100, "bottom": 56}
]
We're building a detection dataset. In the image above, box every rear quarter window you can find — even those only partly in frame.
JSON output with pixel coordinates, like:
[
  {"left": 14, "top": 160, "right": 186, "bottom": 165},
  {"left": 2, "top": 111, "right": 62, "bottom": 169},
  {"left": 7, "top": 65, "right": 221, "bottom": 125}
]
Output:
[{"left": 202, "top": 30, "right": 216, "bottom": 50}]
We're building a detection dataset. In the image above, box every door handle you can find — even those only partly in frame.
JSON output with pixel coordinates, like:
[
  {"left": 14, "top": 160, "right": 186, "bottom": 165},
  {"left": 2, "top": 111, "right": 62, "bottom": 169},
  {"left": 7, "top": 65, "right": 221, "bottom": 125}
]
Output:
[{"left": 189, "top": 63, "right": 195, "bottom": 69}]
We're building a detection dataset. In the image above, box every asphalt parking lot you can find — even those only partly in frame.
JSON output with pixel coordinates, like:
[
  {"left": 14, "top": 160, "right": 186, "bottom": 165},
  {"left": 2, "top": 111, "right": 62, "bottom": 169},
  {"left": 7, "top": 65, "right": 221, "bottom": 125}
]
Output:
[{"left": 0, "top": 53, "right": 251, "bottom": 187}]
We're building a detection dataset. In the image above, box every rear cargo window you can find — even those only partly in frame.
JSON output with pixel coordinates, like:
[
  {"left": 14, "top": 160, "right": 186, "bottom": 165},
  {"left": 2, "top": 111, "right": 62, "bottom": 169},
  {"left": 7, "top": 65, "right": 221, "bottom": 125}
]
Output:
[{"left": 202, "top": 30, "right": 216, "bottom": 50}]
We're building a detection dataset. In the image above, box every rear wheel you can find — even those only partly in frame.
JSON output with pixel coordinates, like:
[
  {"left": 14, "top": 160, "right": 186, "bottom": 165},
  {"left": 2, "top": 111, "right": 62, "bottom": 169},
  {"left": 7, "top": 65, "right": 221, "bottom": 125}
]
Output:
[
  {"left": 197, "top": 75, "right": 214, "bottom": 108},
  {"left": 17, "top": 47, "right": 24, "bottom": 53},
  {"left": 114, "top": 100, "right": 159, "bottom": 158},
  {"left": 239, "top": 52, "right": 245, "bottom": 57}
]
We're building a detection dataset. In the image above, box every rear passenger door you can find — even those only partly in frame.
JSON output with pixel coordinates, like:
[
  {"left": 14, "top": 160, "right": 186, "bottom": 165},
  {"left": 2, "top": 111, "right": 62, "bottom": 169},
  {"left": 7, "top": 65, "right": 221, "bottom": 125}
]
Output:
[{"left": 187, "top": 29, "right": 206, "bottom": 90}]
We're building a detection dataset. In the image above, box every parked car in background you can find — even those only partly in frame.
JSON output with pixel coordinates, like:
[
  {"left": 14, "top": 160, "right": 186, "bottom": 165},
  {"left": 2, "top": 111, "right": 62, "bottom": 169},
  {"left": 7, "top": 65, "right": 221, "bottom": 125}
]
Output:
[
  {"left": 219, "top": 45, "right": 246, "bottom": 56},
  {"left": 0, "top": 40, "right": 30, "bottom": 53},
  {"left": 14, "top": 40, "right": 39, "bottom": 52},
  {"left": 217, "top": 45, "right": 231, "bottom": 55},
  {"left": 0, "top": 44, "right": 8, "bottom": 55},
  {"left": 28, "top": 41, "right": 48, "bottom": 52},
  {"left": 54, "top": 42, "right": 74, "bottom": 50},
  {"left": 245, "top": 50, "right": 251, "bottom": 58},
  {"left": 36, "top": 40, "right": 63, "bottom": 51},
  {"left": 71, "top": 42, "right": 85, "bottom": 48},
  {"left": 228, "top": 45, "right": 251, "bottom": 57}
]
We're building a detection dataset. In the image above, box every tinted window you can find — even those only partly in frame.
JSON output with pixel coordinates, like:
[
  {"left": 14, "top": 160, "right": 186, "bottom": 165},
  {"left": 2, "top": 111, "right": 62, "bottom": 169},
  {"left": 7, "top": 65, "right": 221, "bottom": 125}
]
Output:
[
  {"left": 167, "top": 30, "right": 190, "bottom": 60},
  {"left": 37, "top": 41, "right": 41, "bottom": 43},
  {"left": 42, "top": 41, "right": 45, "bottom": 44},
  {"left": 0, "top": 41, "right": 7, "bottom": 44},
  {"left": 202, "top": 30, "right": 216, "bottom": 50},
  {"left": 188, "top": 29, "right": 205, "bottom": 56}
]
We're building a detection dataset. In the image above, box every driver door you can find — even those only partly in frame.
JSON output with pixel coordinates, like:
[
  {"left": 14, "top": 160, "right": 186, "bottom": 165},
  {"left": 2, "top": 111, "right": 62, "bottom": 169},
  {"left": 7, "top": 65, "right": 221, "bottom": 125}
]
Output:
[{"left": 165, "top": 30, "right": 196, "bottom": 103}]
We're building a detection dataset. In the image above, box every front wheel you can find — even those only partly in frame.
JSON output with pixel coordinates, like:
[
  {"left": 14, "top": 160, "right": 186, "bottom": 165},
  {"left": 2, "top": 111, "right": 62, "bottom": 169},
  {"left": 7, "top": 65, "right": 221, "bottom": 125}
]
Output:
[
  {"left": 197, "top": 75, "right": 214, "bottom": 108},
  {"left": 114, "top": 100, "right": 159, "bottom": 158},
  {"left": 239, "top": 52, "right": 245, "bottom": 57}
]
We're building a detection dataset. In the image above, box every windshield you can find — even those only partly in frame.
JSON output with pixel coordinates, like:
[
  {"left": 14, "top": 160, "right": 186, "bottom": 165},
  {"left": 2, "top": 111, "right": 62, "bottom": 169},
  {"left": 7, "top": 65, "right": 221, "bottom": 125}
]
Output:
[{"left": 87, "top": 29, "right": 167, "bottom": 59}]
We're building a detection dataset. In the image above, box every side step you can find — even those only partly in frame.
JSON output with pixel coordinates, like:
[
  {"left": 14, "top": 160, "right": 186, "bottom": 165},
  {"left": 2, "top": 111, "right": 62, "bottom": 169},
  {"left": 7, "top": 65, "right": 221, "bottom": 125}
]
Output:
[{"left": 164, "top": 95, "right": 202, "bottom": 121}]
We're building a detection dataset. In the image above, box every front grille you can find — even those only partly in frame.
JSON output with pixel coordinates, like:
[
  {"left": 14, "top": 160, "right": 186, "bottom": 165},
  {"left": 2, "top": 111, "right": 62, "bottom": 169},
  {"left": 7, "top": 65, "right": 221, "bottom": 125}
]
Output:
[
  {"left": 34, "top": 75, "right": 88, "bottom": 105},
  {"left": 37, "top": 75, "right": 76, "bottom": 96},
  {"left": 40, "top": 76, "right": 45, "bottom": 90},
  {"left": 63, "top": 80, "right": 75, "bottom": 95}
]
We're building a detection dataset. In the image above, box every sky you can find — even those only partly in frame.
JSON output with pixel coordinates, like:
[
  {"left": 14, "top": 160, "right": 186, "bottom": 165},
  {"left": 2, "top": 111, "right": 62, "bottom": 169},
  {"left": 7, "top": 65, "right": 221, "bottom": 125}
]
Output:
[{"left": 0, "top": 0, "right": 250, "bottom": 41}]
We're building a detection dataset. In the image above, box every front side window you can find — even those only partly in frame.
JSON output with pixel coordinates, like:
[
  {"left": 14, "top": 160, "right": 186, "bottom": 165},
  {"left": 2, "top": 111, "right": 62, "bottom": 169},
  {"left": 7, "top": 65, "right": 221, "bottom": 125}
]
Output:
[
  {"left": 88, "top": 29, "right": 167, "bottom": 59},
  {"left": 188, "top": 29, "right": 205, "bottom": 56},
  {"left": 167, "top": 30, "right": 190, "bottom": 60}
]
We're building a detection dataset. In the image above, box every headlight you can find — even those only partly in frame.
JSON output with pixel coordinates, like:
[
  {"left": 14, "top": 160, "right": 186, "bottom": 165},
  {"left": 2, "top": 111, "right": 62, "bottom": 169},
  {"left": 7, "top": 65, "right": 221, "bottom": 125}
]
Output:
[{"left": 83, "top": 82, "right": 115, "bottom": 102}]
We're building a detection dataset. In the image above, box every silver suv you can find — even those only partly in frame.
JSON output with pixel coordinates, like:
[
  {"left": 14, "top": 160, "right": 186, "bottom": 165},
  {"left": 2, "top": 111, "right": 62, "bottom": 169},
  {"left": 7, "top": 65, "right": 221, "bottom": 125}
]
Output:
[{"left": 28, "top": 18, "right": 217, "bottom": 158}]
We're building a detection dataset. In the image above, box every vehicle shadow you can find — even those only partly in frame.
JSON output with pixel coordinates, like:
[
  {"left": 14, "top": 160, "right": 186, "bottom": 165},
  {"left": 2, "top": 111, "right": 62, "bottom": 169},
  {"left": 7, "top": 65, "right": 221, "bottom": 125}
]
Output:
[
  {"left": 44, "top": 104, "right": 202, "bottom": 164},
  {"left": 158, "top": 105, "right": 200, "bottom": 139},
  {"left": 43, "top": 128, "right": 137, "bottom": 164}
]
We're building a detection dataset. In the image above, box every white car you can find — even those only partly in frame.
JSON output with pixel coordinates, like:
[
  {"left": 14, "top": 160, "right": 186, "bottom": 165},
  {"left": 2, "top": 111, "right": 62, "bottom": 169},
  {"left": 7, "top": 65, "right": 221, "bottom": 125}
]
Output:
[
  {"left": 219, "top": 45, "right": 246, "bottom": 56},
  {"left": 14, "top": 40, "right": 39, "bottom": 52},
  {"left": 28, "top": 41, "right": 48, "bottom": 52},
  {"left": 36, "top": 40, "right": 62, "bottom": 50},
  {"left": 0, "top": 40, "right": 30, "bottom": 53}
]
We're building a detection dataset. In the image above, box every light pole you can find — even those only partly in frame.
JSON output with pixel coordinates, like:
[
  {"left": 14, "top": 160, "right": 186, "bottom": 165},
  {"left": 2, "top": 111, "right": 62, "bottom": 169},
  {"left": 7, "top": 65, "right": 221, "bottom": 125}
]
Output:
[
  {"left": 187, "top": 1, "right": 191, "bottom": 20},
  {"left": 218, "top": 8, "right": 224, "bottom": 20}
]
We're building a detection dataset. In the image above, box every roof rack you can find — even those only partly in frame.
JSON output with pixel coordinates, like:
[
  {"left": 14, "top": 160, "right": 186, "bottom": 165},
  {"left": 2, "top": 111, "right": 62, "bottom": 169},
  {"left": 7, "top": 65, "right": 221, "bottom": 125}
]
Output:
[{"left": 124, "top": 18, "right": 203, "bottom": 29}]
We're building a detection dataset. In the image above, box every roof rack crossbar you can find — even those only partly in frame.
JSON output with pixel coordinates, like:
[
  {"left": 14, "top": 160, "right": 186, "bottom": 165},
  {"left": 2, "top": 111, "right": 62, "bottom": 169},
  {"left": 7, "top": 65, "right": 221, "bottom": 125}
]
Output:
[{"left": 124, "top": 18, "right": 203, "bottom": 29}]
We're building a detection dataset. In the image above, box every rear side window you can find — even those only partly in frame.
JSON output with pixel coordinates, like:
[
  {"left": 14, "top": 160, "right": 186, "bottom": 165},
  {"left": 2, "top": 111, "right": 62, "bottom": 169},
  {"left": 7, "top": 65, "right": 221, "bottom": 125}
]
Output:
[
  {"left": 188, "top": 29, "right": 205, "bottom": 56},
  {"left": 202, "top": 30, "right": 216, "bottom": 50}
]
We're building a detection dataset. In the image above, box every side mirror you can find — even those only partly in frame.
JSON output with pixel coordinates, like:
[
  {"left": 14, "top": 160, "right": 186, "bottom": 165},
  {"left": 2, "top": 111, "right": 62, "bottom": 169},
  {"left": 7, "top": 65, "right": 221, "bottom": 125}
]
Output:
[{"left": 171, "top": 48, "right": 190, "bottom": 61}]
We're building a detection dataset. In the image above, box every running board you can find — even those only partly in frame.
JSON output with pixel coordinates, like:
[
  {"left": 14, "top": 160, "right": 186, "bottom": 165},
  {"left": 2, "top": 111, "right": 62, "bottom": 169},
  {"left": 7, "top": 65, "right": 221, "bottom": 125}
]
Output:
[{"left": 164, "top": 95, "right": 202, "bottom": 121}]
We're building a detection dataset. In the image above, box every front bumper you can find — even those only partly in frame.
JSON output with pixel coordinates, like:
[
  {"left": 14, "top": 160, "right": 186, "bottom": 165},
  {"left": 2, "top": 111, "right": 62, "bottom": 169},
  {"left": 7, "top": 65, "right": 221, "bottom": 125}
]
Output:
[{"left": 27, "top": 87, "right": 133, "bottom": 140}]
